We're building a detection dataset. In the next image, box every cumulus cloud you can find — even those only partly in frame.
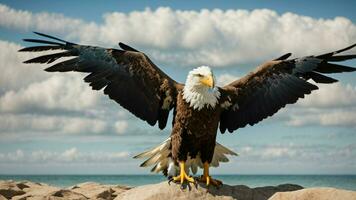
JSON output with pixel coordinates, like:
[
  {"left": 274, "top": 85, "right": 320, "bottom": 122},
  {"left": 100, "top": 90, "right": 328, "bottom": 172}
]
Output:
[
  {"left": 6, "top": 150, "right": 25, "bottom": 162},
  {"left": 216, "top": 73, "right": 240, "bottom": 86},
  {"left": 0, "top": 4, "right": 355, "bottom": 137},
  {"left": 281, "top": 82, "right": 356, "bottom": 127},
  {"left": 0, "top": 114, "right": 109, "bottom": 134},
  {"left": 287, "top": 110, "right": 356, "bottom": 127},
  {"left": 1, "top": 4, "right": 355, "bottom": 68},
  {"left": 238, "top": 143, "right": 356, "bottom": 164},
  {"left": 0, "top": 40, "right": 129, "bottom": 136},
  {"left": 261, "top": 146, "right": 295, "bottom": 159},
  {"left": 114, "top": 121, "right": 129, "bottom": 134},
  {"left": 0, "top": 40, "right": 49, "bottom": 93},
  {"left": 239, "top": 145, "right": 296, "bottom": 161},
  {"left": 61, "top": 148, "right": 79, "bottom": 162},
  {"left": 298, "top": 83, "right": 356, "bottom": 108},
  {"left": 0, "top": 4, "right": 86, "bottom": 35},
  {"left": 0, "top": 148, "right": 130, "bottom": 163},
  {"left": 0, "top": 75, "right": 101, "bottom": 113}
]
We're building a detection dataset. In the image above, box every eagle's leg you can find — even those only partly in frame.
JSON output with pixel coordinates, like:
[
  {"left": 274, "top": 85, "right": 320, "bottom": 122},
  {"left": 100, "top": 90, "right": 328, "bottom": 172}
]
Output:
[
  {"left": 171, "top": 161, "right": 195, "bottom": 184},
  {"left": 198, "top": 162, "right": 222, "bottom": 187}
]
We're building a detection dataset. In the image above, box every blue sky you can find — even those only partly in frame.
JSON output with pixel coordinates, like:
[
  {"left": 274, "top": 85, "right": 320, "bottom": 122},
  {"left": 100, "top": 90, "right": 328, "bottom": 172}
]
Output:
[{"left": 0, "top": 0, "right": 355, "bottom": 175}]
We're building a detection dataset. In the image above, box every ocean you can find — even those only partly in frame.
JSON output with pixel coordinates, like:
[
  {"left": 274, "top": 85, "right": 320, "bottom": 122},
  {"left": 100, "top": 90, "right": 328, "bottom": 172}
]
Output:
[{"left": 1, "top": 175, "right": 355, "bottom": 191}]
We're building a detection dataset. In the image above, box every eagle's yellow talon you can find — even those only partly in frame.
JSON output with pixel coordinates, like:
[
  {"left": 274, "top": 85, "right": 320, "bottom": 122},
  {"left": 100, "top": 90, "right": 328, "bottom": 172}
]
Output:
[
  {"left": 198, "top": 175, "right": 222, "bottom": 187},
  {"left": 171, "top": 161, "right": 195, "bottom": 184},
  {"left": 197, "top": 162, "right": 223, "bottom": 187}
]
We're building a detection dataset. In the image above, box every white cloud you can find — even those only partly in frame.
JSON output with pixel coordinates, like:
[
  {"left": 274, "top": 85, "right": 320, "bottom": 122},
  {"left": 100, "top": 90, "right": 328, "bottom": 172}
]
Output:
[
  {"left": 6, "top": 149, "right": 25, "bottom": 162},
  {"left": 0, "top": 4, "right": 355, "bottom": 137},
  {"left": 31, "top": 150, "right": 55, "bottom": 162},
  {"left": 298, "top": 83, "right": 356, "bottom": 108},
  {"left": 1, "top": 4, "right": 355, "bottom": 68},
  {"left": 281, "top": 82, "right": 356, "bottom": 127},
  {"left": 216, "top": 73, "right": 240, "bottom": 86},
  {"left": 0, "top": 75, "right": 101, "bottom": 113},
  {"left": 114, "top": 120, "right": 128, "bottom": 134},
  {"left": 0, "top": 114, "right": 109, "bottom": 134},
  {"left": 287, "top": 110, "right": 356, "bottom": 127},
  {"left": 0, "top": 148, "right": 130, "bottom": 163},
  {"left": 238, "top": 143, "right": 356, "bottom": 164},
  {"left": 0, "top": 4, "right": 86, "bottom": 35},
  {"left": 0, "top": 40, "right": 125, "bottom": 136},
  {"left": 319, "top": 111, "right": 356, "bottom": 126},
  {"left": 61, "top": 148, "right": 79, "bottom": 162},
  {"left": 0, "top": 40, "right": 49, "bottom": 92},
  {"left": 261, "top": 147, "right": 295, "bottom": 159},
  {"left": 239, "top": 145, "right": 296, "bottom": 160},
  {"left": 61, "top": 117, "right": 109, "bottom": 134}
]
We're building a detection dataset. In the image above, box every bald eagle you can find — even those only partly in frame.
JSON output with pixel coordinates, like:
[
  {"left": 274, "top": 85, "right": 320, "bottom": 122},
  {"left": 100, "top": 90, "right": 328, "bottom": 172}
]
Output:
[{"left": 21, "top": 32, "right": 356, "bottom": 186}]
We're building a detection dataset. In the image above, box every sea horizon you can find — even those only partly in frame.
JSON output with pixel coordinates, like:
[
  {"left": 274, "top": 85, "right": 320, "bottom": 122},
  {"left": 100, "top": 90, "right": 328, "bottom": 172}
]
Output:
[
  {"left": 1, "top": 174, "right": 355, "bottom": 191},
  {"left": 1, "top": 173, "right": 356, "bottom": 176}
]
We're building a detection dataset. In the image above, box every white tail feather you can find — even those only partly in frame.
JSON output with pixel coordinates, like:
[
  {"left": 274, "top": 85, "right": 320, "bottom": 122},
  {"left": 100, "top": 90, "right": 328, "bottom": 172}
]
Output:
[{"left": 134, "top": 137, "right": 238, "bottom": 176}]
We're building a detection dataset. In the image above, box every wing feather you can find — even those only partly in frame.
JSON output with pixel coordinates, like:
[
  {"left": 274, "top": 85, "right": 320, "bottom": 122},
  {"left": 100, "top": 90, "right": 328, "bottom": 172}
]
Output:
[
  {"left": 134, "top": 138, "right": 237, "bottom": 175},
  {"left": 220, "top": 44, "right": 356, "bottom": 133},
  {"left": 20, "top": 32, "right": 180, "bottom": 129}
]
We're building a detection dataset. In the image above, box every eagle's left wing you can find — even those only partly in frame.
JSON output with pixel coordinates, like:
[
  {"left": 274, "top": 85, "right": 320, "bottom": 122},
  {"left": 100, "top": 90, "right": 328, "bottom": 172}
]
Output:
[
  {"left": 219, "top": 44, "right": 356, "bottom": 133},
  {"left": 20, "top": 32, "right": 182, "bottom": 130}
]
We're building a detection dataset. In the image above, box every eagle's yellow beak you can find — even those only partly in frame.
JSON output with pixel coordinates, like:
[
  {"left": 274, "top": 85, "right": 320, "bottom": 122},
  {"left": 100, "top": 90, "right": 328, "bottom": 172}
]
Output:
[{"left": 200, "top": 75, "right": 214, "bottom": 88}]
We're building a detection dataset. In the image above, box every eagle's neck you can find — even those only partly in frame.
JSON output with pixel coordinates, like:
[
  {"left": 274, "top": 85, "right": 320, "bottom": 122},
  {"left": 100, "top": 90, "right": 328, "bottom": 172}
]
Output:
[{"left": 182, "top": 85, "right": 220, "bottom": 110}]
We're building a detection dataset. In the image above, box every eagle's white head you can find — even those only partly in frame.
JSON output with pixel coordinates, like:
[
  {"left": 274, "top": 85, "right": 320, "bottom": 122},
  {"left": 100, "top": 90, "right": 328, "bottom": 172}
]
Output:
[{"left": 183, "top": 66, "right": 220, "bottom": 110}]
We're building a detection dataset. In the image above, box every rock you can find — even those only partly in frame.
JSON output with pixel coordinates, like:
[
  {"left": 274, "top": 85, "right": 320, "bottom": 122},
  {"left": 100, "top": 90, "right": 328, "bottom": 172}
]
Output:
[
  {"left": 11, "top": 181, "right": 61, "bottom": 200},
  {"left": 116, "top": 182, "right": 303, "bottom": 200},
  {"left": 70, "top": 182, "right": 130, "bottom": 200},
  {"left": 269, "top": 187, "right": 356, "bottom": 200},
  {"left": 254, "top": 184, "right": 303, "bottom": 200},
  {"left": 110, "top": 185, "right": 131, "bottom": 198},
  {"left": 0, "top": 194, "right": 7, "bottom": 200},
  {"left": 0, "top": 180, "right": 130, "bottom": 200},
  {"left": 0, "top": 180, "right": 26, "bottom": 199},
  {"left": 70, "top": 182, "right": 112, "bottom": 199},
  {"left": 2, "top": 179, "right": 355, "bottom": 200},
  {"left": 48, "top": 189, "right": 88, "bottom": 200}
]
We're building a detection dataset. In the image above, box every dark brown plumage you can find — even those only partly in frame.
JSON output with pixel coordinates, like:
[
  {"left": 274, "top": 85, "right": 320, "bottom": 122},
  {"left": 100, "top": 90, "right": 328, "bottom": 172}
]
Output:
[
  {"left": 20, "top": 32, "right": 356, "bottom": 184},
  {"left": 21, "top": 32, "right": 180, "bottom": 129},
  {"left": 171, "top": 91, "right": 222, "bottom": 163},
  {"left": 219, "top": 43, "right": 356, "bottom": 133}
]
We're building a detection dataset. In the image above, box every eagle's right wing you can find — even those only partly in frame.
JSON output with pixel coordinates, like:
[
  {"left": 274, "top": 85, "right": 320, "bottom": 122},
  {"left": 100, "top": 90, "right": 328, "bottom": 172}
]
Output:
[
  {"left": 219, "top": 44, "right": 356, "bottom": 133},
  {"left": 20, "top": 32, "right": 182, "bottom": 129}
]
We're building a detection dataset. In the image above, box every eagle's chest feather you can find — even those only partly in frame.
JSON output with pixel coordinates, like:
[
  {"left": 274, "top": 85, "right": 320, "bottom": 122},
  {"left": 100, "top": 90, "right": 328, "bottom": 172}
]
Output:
[{"left": 174, "top": 92, "right": 221, "bottom": 137}]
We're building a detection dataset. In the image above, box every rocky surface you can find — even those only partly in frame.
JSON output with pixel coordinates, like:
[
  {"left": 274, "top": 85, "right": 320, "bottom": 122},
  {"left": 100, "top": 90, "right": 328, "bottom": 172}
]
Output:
[
  {"left": 0, "top": 180, "right": 130, "bottom": 200},
  {"left": 269, "top": 187, "right": 356, "bottom": 200},
  {"left": 69, "top": 182, "right": 131, "bottom": 200},
  {"left": 0, "top": 180, "right": 355, "bottom": 200},
  {"left": 116, "top": 181, "right": 303, "bottom": 200},
  {"left": 0, "top": 195, "right": 6, "bottom": 200}
]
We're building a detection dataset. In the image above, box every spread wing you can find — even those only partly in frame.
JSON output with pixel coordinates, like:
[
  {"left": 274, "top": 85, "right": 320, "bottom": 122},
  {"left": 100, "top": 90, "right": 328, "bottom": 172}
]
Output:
[
  {"left": 219, "top": 44, "right": 356, "bottom": 133},
  {"left": 20, "top": 32, "right": 182, "bottom": 129}
]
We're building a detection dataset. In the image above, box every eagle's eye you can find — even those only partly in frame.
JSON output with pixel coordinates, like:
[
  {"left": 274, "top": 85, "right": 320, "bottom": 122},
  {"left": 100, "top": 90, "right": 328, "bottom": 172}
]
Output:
[{"left": 195, "top": 74, "right": 204, "bottom": 77}]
